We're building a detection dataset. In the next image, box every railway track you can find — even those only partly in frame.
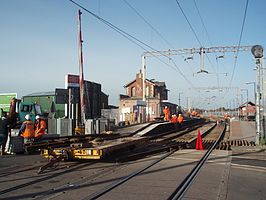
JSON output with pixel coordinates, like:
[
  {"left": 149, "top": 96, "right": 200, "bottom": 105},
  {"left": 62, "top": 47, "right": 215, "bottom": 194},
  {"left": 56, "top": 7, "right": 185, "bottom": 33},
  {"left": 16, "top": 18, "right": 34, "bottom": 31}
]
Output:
[
  {"left": 168, "top": 123, "right": 226, "bottom": 200},
  {"left": 83, "top": 151, "right": 176, "bottom": 200},
  {"left": 71, "top": 123, "right": 226, "bottom": 200},
  {"left": 34, "top": 119, "right": 206, "bottom": 172},
  {"left": 0, "top": 160, "right": 130, "bottom": 200},
  {"left": 32, "top": 163, "right": 130, "bottom": 200},
  {"left": 115, "top": 122, "right": 215, "bottom": 162},
  {"left": 0, "top": 121, "right": 226, "bottom": 200}
]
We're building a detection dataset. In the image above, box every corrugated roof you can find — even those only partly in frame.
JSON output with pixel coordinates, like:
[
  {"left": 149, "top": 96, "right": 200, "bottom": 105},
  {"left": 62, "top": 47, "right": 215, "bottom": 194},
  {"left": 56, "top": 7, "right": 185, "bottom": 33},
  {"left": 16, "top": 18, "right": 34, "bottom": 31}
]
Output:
[{"left": 23, "top": 91, "right": 55, "bottom": 97}]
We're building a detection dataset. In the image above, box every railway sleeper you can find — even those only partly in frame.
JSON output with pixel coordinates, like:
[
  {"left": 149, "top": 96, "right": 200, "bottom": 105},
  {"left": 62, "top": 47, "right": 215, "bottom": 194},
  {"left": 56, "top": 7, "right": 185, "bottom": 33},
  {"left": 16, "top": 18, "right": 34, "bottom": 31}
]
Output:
[{"left": 221, "top": 139, "right": 255, "bottom": 148}]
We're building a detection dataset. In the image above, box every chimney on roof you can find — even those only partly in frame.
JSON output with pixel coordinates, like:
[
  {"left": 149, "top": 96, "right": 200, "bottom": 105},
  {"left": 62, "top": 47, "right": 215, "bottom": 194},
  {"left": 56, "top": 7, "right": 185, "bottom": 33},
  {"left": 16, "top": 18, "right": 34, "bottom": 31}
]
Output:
[{"left": 137, "top": 70, "right": 142, "bottom": 79}]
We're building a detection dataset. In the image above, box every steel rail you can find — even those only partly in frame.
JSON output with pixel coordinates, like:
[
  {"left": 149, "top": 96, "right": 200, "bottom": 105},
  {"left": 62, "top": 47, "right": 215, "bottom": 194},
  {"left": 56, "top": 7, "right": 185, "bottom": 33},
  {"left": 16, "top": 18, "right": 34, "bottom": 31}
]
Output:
[
  {"left": 0, "top": 163, "right": 44, "bottom": 178},
  {"left": 0, "top": 162, "right": 128, "bottom": 200},
  {"left": 36, "top": 125, "right": 205, "bottom": 200},
  {"left": 0, "top": 122, "right": 220, "bottom": 199},
  {"left": 148, "top": 119, "right": 207, "bottom": 140},
  {"left": 82, "top": 123, "right": 217, "bottom": 199},
  {"left": 33, "top": 119, "right": 205, "bottom": 174},
  {"left": 168, "top": 123, "right": 226, "bottom": 200},
  {"left": 116, "top": 122, "right": 213, "bottom": 162},
  {"left": 33, "top": 163, "right": 128, "bottom": 200},
  {"left": 0, "top": 162, "right": 96, "bottom": 196},
  {"left": 83, "top": 150, "right": 176, "bottom": 200}
]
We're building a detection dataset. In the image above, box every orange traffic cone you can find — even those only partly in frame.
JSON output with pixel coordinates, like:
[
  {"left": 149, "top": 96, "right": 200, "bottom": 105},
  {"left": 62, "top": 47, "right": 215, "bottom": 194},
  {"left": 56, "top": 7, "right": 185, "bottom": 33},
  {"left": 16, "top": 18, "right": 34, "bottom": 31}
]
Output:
[{"left": 196, "top": 129, "right": 203, "bottom": 150}]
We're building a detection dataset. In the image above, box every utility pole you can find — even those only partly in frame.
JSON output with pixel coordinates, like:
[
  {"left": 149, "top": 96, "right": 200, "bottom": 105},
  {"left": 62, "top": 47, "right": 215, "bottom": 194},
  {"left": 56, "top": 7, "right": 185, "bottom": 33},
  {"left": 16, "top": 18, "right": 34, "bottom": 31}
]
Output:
[
  {"left": 256, "top": 58, "right": 261, "bottom": 144},
  {"left": 262, "top": 57, "right": 266, "bottom": 144},
  {"left": 78, "top": 10, "right": 86, "bottom": 126},
  {"left": 251, "top": 45, "right": 264, "bottom": 145},
  {"left": 142, "top": 55, "right": 146, "bottom": 102},
  {"left": 141, "top": 55, "right": 146, "bottom": 122}
]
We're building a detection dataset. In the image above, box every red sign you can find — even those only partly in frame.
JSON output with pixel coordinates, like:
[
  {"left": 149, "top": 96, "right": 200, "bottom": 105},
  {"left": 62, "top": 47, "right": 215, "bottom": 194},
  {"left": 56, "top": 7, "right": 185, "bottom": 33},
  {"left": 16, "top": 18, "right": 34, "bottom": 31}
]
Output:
[{"left": 65, "top": 74, "right": 79, "bottom": 88}]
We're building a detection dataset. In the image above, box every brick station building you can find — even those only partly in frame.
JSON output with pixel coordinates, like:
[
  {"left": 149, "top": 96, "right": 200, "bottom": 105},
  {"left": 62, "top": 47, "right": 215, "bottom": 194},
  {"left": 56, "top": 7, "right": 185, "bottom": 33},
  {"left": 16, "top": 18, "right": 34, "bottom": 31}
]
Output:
[
  {"left": 119, "top": 71, "right": 177, "bottom": 124},
  {"left": 239, "top": 101, "right": 256, "bottom": 121}
]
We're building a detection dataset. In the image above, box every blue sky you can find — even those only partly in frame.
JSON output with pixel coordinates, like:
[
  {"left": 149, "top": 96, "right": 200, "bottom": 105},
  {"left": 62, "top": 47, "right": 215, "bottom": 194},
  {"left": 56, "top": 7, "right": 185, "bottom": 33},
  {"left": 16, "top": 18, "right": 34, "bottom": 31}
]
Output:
[{"left": 1, "top": 0, "right": 266, "bottom": 109}]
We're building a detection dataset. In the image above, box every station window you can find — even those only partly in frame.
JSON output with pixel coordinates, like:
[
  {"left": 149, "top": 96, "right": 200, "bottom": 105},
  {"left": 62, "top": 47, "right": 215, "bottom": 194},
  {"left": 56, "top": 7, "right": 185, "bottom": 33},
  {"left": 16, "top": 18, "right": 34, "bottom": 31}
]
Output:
[
  {"left": 146, "top": 86, "right": 150, "bottom": 97},
  {"left": 131, "top": 87, "right": 136, "bottom": 97}
]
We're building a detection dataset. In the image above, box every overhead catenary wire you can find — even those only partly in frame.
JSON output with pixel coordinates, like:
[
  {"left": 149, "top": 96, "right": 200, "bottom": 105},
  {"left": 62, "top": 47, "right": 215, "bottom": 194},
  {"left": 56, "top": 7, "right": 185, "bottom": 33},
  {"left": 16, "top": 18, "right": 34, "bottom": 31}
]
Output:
[
  {"left": 229, "top": 0, "right": 249, "bottom": 87},
  {"left": 193, "top": 0, "right": 213, "bottom": 47},
  {"left": 123, "top": 0, "right": 201, "bottom": 87},
  {"left": 68, "top": 0, "right": 196, "bottom": 88},
  {"left": 192, "top": 1, "right": 250, "bottom": 109},
  {"left": 215, "top": 0, "right": 250, "bottom": 107},
  {"left": 193, "top": 0, "right": 220, "bottom": 85},
  {"left": 175, "top": 0, "right": 241, "bottom": 106},
  {"left": 175, "top": 0, "right": 202, "bottom": 47},
  {"left": 175, "top": 0, "right": 217, "bottom": 76},
  {"left": 123, "top": 0, "right": 174, "bottom": 49},
  {"left": 69, "top": 0, "right": 154, "bottom": 53}
]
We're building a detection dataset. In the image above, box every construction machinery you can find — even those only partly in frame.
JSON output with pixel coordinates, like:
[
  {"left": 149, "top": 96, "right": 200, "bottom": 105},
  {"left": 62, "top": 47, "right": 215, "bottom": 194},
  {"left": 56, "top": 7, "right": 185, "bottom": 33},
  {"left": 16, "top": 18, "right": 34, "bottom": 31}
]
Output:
[{"left": 7, "top": 98, "right": 42, "bottom": 128}]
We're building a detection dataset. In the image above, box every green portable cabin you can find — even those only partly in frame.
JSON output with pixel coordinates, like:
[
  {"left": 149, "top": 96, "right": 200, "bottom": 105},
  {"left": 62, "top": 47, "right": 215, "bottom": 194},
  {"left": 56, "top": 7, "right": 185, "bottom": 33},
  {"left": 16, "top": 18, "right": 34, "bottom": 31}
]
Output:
[{"left": 22, "top": 92, "right": 65, "bottom": 118}]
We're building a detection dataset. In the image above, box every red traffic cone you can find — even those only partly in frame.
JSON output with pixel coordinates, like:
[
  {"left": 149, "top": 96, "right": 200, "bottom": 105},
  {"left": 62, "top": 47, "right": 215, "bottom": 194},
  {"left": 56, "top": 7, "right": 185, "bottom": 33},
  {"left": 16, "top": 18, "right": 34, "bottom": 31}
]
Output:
[{"left": 196, "top": 129, "right": 203, "bottom": 150}]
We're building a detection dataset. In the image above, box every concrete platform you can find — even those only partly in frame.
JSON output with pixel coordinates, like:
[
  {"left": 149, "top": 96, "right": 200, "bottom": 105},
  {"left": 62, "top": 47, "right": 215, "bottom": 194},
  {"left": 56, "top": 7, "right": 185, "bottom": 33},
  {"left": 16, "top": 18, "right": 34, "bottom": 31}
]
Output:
[
  {"left": 181, "top": 120, "right": 265, "bottom": 200},
  {"left": 182, "top": 148, "right": 266, "bottom": 200},
  {"left": 113, "top": 123, "right": 152, "bottom": 136},
  {"left": 135, "top": 122, "right": 166, "bottom": 136},
  {"left": 229, "top": 120, "right": 256, "bottom": 141}
]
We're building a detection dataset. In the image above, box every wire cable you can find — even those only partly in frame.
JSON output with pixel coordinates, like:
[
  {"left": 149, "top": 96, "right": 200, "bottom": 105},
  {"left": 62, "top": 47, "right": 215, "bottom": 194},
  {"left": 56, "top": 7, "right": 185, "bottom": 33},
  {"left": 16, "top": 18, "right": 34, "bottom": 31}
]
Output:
[
  {"left": 193, "top": 0, "right": 212, "bottom": 46},
  {"left": 175, "top": 0, "right": 217, "bottom": 78},
  {"left": 175, "top": 0, "right": 202, "bottom": 47},
  {"left": 193, "top": 0, "right": 219, "bottom": 82},
  {"left": 69, "top": 0, "right": 155, "bottom": 53},
  {"left": 68, "top": 0, "right": 196, "bottom": 89},
  {"left": 229, "top": 0, "right": 249, "bottom": 86},
  {"left": 123, "top": 0, "right": 200, "bottom": 87},
  {"left": 123, "top": 0, "right": 174, "bottom": 49},
  {"left": 124, "top": 0, "right": 210, "bottom": 90}
]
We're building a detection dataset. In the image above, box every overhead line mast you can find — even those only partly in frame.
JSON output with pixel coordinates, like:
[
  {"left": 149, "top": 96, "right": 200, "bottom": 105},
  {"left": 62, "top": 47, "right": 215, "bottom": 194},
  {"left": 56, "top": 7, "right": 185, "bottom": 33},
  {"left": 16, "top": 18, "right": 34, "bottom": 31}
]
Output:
[
  {"left": 143, "top": 45, "right": 253, "bottom": 57},
  {"left": 142, "top": 45, "right": 253, "bottom": 81},
  {"left": 141, "top": 45, "right": 253, "bottom": 114}
]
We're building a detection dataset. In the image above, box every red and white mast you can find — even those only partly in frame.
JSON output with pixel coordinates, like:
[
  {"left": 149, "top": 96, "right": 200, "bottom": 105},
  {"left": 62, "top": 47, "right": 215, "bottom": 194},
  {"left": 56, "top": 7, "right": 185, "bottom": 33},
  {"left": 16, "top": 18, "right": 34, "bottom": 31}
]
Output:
[{"left": 78, "top": 9, "right": 86, "bottom": 124}]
